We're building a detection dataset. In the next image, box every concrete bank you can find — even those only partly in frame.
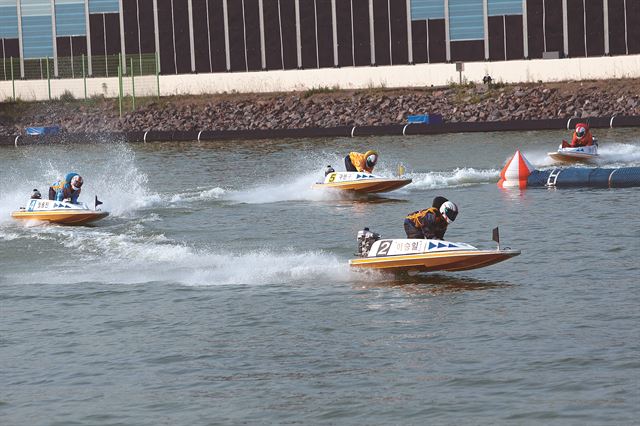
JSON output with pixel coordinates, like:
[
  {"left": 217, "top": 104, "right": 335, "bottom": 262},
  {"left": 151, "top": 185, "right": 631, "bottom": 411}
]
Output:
[{"left": 2, "top": 115, "right": 639, "bottom": 147}]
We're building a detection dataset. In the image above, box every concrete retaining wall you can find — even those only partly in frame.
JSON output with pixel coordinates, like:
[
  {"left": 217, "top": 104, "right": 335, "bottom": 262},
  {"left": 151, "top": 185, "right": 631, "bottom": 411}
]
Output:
[{"left": 1, "top": 55, "right": 639, "bottom": 102}]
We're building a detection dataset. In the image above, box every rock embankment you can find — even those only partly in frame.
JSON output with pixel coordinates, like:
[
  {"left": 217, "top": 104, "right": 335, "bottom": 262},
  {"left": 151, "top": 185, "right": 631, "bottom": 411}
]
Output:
[{"left": 1, "top": 79, "right": 639, "bottom": 137}]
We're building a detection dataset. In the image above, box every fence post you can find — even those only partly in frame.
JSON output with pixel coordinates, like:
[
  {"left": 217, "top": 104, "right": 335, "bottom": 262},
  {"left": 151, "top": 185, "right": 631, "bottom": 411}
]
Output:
[
  {"left": 130, "top": 57, "right": 136, "bottom": 111},
  {"left": 118, "top": 61, "right": 122, "bottom": 118},
  {"left": 155, "top": 51, "right": 160, "bottom": 100},
  {"left": 46, "top": 56, "right": 51, "bottom": 100},
  {"left": 11, "top": 57, "right": 16, "bottom": 101},
  {"left": 82, "top": 54, "right": 87, "bottom": 101}
]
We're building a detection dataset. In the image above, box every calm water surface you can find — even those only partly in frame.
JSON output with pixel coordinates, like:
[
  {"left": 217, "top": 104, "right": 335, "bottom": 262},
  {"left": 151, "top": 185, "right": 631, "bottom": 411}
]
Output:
[{"left": 1, "top": 129, "right": 639, "bottom": 425}]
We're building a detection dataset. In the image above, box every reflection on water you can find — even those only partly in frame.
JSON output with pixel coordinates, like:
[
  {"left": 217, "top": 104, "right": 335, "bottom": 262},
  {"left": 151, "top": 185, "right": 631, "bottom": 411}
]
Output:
[{"left": 355, "top": 272, "right": 513, "bottom": 295}]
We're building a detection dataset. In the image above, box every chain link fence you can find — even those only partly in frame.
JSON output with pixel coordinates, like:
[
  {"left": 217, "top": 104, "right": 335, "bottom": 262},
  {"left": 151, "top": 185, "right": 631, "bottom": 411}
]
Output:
[{"left": 1, "top": 53, "right": 160, "bottom": 116}]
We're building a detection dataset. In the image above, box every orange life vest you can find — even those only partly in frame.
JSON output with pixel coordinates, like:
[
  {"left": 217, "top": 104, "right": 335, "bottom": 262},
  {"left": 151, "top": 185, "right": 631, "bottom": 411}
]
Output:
[{"left": 348, "top": 150, "right": 377, "bottom": 173}]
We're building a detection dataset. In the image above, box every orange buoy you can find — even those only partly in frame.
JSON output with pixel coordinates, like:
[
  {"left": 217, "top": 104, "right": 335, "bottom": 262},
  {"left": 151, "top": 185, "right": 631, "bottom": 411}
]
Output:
[{"left": 498, "top": 150, "right": 534, "bottom": 189}]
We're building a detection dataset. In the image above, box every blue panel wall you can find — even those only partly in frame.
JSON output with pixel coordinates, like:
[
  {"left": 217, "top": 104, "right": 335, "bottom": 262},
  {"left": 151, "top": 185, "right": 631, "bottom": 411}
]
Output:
[
  {"left": 488, "top": 0, "right": 522, "bottom": 15},
  {"left": 411, "top": 0, "right": 445, "bottom": 19},
  {"left": 0, "top": 0, "right": 19, "bottom": 38},
  {"left": 22, "top": 16, "right": 54, "bottom": 57},
  {"left": 21, "top": 0, "right": 54, "bottom": 58},
  {"left": 449, "top": 0, "right": 484, "bottom": 40},
  {"left": 89, "top": 0, "right": 119, "bottom": 13},
  {"left": 56, "top": 2, "right": 86, "bottom": 36}
]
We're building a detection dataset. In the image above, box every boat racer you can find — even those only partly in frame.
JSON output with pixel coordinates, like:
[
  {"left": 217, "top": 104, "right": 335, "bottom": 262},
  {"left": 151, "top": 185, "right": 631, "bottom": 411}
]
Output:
[
  {"left": 404, "top": 198, "right": 458, "bottom": 240},
  {"left": 569, "top": 122, "right": 595, "bottom": 147},
  {"left": 49, "top": 172, "right": 84, "bottom": 203},
  {"left": 345, "top": 150, "right": 378, "bottom": 173}
]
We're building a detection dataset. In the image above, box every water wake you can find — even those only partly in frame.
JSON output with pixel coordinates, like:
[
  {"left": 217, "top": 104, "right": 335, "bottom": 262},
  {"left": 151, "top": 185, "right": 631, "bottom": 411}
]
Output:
[{"left": 403, "top": 168, "right": 499, "bottom": 190}]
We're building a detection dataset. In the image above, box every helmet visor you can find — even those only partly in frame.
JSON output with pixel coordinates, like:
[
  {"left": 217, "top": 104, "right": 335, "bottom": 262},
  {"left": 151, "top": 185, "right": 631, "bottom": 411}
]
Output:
[
  {"left": 444, "top": 207, "right": 458, "bottom": 223},
  {"left": 71, "top": 177, "right": 83, "bottom": 189},
  {"left": 366, "top": 155, "right": 378, "bottom": 168},
  {"left": 576, "top": 127, "right": 586, "bottom": 138}
]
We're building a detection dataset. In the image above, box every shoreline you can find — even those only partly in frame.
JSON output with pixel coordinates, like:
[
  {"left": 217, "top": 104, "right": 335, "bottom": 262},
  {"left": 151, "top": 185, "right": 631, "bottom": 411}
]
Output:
[{"left": 1, "top": 79, "right": 639, "bottom": 142}]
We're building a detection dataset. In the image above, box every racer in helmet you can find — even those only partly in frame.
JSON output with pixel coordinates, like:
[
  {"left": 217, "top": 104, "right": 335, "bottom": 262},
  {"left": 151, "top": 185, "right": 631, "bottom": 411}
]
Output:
[
  {"left": 570, "top": 122, "right": 595, "bottom": 147},
  {"left": 48, "top": 172, "right": 83, "bottom": 204},
  {"left": 30, "top": 189, "right": 42, "bottom": 199},
  {"left": 404, "top": 197, "right": 458, "bottom": 240},
  {"left": 345, "top": 150, "right": 379, "bottom": 173}
]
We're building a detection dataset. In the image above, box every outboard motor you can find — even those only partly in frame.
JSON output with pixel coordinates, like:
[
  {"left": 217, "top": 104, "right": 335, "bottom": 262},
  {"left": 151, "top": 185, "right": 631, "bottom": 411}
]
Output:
[
  {"left": 356, "top": 227, "right": 381, "bottom": 257},
  {"left": 325, "top": 165, "right": 335, "bottom": 176}
]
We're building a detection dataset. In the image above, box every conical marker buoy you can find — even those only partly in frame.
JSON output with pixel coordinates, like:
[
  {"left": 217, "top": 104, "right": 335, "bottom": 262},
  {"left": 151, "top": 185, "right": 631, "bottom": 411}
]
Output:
[{"left": 498, "top": 150, "right": 534, "bottom": 189}]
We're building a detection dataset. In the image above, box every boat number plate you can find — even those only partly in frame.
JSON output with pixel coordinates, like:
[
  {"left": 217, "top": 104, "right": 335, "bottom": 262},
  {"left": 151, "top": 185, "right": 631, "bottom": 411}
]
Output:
[{"left": 376, "top": 240, "right": 392, "bottom": 256}]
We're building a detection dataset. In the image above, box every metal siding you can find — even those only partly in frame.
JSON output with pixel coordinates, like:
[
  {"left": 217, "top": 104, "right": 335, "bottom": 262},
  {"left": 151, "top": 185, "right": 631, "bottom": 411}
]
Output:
[
  {"left": 584, "top": 0, "right": 604, "bottom": 57},
  {"left": 336, "top": 0, "right": 353, "bottom": 66},
  {"left": 299, "top": 0, "right": 318, "bottom": 68},
  {"left": 172, "top": 0, "right": 191, "bottom": 73},
  {"left": 488, "top": 0, "right": 522, "bottom": 15},
  {"left": 104, "top": 12, "right": 120, "bottom": 54},
  {"left": 157, "top": 0, "right": 175, "bottom": 73},
  {"left": 427, "top": 17, "right": 445, "bottom": 62},
  {"left": 352, "top": 0, "right": 370, "bottom": 66},
  {"left": 89, "top": 0, "right": 119, "bottom": 13},
  {"left": 89, "top": 13, "right": 105, "bottom": 55},
  {"left": 410, "top": 0, "right": 444, "bottom": 19},
  {"left": 373, "top": 0, "right": 389, "bottom": 65},
  {"left": 449, "top": 0, "right": 484, "bottom": 40},
  {"left": 138, "top": 0, "right": 154, "bottom": 53},
  {"left": 263, "top": 0, "right": 283, "bottom": 69},
  {"left": 209, "top": 0, "right": 227, "bottom": 72},
  {"left": 55, "top": 2, "right": 86, "bottom": 36},
  {"left": 544, "top": 0, "right": 563, "bottom": 53},
  {"left": 244, "top": 0, "right": 261, "bottom": 70},
  {"left": 315, "top": 0, "right": 334, "bottom": 67},
  {"left": 411, "top": 19, "right": 427, "bottom": 63},
  {"left": 123, "top": 0, "right": 140, "bottom": 54},
  {"left": 0, "top": 5, "right": 19, "bottom": 38},
  {"left": 192, "top": 0, "right": 210, "bottom": 71},
  {"left": 450, "top": 39, "right": 484, "bottom": 60},
  {"left": 488, "top": 15, "right": 504, "bottom": 60},
  {"left": 504, "top": 14, "right": 523, "bottom": 59},
  {"left": 227, "top": 0, "right": 247, "bottom": 71},
  {"left": 526, "top": 0, "right": 543, "bottom": 58},
  {"left": 390, "top": 0, "right": 408, "bottom": 64},
  {"left": 71, "top": 34, "right": 87, "bottom": 54},
  {"left": 22, "top": 15, "right": 54, "bottom": 58},
  {"left": 4, "top": 38, "right": 20, "bottom": 58},
  {"left": 567, "top": 0, "right": 585, "bottom": 57},
  {"left": 56, "top": 36, "right": 72, "bottom": 56},
  {"left": 627, "top": 0, "right": 640, "bottom": 54},
  {"left": 606, "top": 0, "right": 625, "bottom": 54},
  {"left": 280, "top": 0, "right": 297, "bottom": 69}
]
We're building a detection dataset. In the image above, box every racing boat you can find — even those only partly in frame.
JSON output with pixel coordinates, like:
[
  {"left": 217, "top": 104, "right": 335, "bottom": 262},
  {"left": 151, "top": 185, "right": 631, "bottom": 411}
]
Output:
[
  {"left": 11, "top": 197, "right": 109, "bottom": 225},
  {"left": 349, "top": 228, "right": 520, "bottom": 273},
  {"left": 313, "top": 171, "right": 412, "bottom": 193},
  {"left": 548, "top": 141, "right": 599, "bottom": 163}
]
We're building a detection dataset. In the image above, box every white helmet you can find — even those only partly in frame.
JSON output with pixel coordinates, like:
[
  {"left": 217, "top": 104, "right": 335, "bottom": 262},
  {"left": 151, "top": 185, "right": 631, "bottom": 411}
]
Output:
[
  {"left": 440, "top": 201, "right": 458, "bottom": 224},
  {"left": 71, "top": 175, "right": 84, "bottom": 190}
]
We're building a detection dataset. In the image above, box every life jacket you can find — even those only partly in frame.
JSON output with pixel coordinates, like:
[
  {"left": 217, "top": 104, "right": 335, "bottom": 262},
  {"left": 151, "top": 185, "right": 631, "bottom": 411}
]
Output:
[
  {"left": 571, "top": 123, "right": 594, "bottom": 147},
  {"left": 405, "top": 207, "right": 448, "bottom": 239},
  {"left": 348, "top": 150, "right": 377, "bottom": 173}
]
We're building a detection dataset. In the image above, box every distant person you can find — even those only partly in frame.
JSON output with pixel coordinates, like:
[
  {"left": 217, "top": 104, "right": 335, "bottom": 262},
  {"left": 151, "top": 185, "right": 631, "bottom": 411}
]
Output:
[
  {"left": 49, "top": 172, "right": 83, "bottom": 203},
  {"left": 569, "top": 123, "right": 595, "bottom": 147},
  {"left": 404, "top": 197, "right": 458, "bottom": 240},
  {"left": 30, "top": 189, "right": 42, "bottom": 199},
  {"left": 345, "top": 150, "right": 378, "bottom": 173}
]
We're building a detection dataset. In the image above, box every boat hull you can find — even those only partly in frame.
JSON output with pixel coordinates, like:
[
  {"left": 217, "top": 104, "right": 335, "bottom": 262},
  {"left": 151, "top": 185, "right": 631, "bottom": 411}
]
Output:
[
  {"left": 11, "top": 210, "right": 109, "bottom": 225},
  {"left": 313, "top": 178, "right": 412, "bottom": 193},
  {"left": 349, "top": 249, "right": 521, "bottom": 272}
]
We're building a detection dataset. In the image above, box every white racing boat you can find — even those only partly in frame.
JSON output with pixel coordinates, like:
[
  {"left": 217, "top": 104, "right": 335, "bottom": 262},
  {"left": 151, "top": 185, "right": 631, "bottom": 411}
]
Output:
[
  {"left": 313, "top": 171, "right": 412, "bottom": 193},
  {"left": 548, "top": 143, "right": 599, "bottom": 163},
  {"left": 11, "top": 197, "right": 109, "bottom": 225},
  {"left": 349, "top": 228, "right": 520, "bottom": 273}
]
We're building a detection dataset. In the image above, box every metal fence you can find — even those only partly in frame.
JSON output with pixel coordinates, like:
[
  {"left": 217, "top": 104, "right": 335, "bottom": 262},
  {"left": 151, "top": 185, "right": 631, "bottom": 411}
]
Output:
[{"left": 1, "top": 53, "right": 160, "bottom": 116}]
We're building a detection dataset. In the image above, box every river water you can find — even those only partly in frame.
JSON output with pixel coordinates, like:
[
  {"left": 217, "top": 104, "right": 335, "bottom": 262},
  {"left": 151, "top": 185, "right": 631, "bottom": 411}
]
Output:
[{"left": 1, "top": 129, "right": 639, "bottom": 425}]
